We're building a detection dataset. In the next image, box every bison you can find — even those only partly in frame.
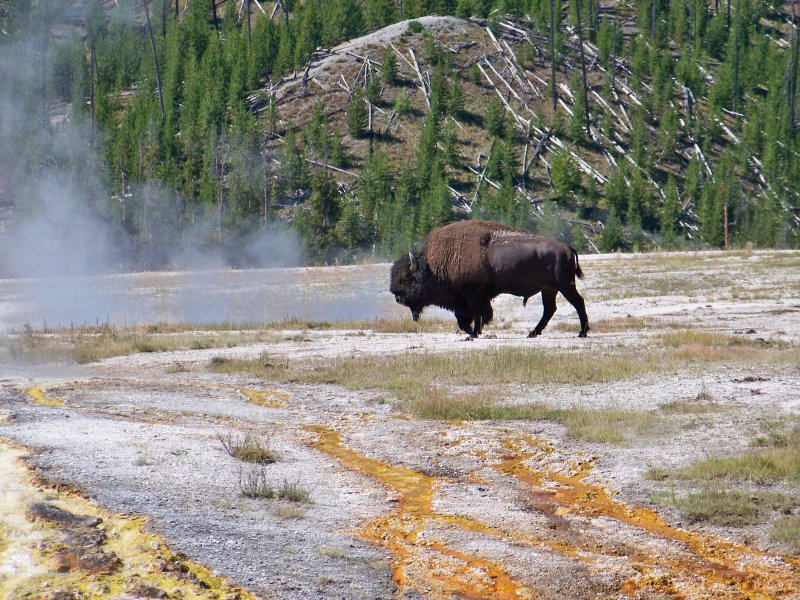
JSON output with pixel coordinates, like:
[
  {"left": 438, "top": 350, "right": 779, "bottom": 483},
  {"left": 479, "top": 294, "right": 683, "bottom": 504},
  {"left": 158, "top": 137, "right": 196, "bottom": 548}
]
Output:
[{"left": 390, "top": 220, "right": 589, "bottom": 338}]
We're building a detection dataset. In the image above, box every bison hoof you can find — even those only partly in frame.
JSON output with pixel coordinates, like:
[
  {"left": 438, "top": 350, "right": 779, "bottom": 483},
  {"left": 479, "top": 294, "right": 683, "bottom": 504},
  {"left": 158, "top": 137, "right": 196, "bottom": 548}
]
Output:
[
  {"left": 578, "top": 331, "right": 588, "bottom": 338},
  {"left": 527, "top": 331, "right": 540, "bottom": 338}
]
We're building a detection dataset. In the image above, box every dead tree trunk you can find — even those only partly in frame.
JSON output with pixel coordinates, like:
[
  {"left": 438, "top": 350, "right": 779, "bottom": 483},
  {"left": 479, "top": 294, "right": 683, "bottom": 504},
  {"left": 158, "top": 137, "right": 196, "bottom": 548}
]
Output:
[
  {"left": 277, "top": 0, "right": 289, "bottom": 27},
  {"left": 550, "top": 0, "right": 557, "bottom": 111},
  {"left": 89, "top": 45, "right": 96, "bottom": 130},
  {"left": 211, "top": 0, "right": 220, "bottom": 35},
  {"left": 652, "top": 0, "right": 658, "bottom": 39},
  {"left": 574, "top": 0, "right": 591, "bottom": 136},
  {"left": 611, "top": 16, "right": 618, "bottom": 92},
  {"left": 143, "top": 0, "right": 166, "bottom": 124},
  {"left": 246, "top": 0, "right": 251, "bottom": 42},
  {"left": 789, "top": 5, "right": 799, "bottom": 139},
  {"left": 732, "top": 0, "right": 741, "bottom": 113}
]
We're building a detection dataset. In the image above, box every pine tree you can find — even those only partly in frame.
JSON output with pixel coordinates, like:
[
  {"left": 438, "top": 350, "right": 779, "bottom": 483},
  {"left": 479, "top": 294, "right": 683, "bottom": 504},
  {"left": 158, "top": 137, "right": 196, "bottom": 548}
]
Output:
[
  {"left": 442, "top": 118, "right": 460, "bottom": 168},
  {"left": 324, "top": 0, "right": 364, "bottom": 46},
  {"left": 336, "top": 200, "right": 366, "bottom": 251},
  {"left": 417, "top": 158, "right": 451, "bottom": 236},
  {"left": 549, "top": 147, "right": 581, "bottom": 201},
  {"left": 448, "top": 76, "right": 466, "bottom": 119},
  {"left": 393, "top": 90, "right": 412, "bottom": 114},
  {"left": 364, "top": 0, "right": 397, "bottom": 30},
  {"left": 416, "top": 113, "right": 441, "bottom": 188},
  {"left": 381, "top": 45, "right": 398, "bottom": 85},
  {"left": 660, "top": 176, "right": 680, "bottom": 240},
  {"left": 604, "top": 163, "right": 628, "bottom": 218},
  {"left": 346, "top": 87, "right": 368, "bottom": 138},
  {"left": 280, "top": 125, "right": 309, "bottom": 193},
  {"left": 568, "top": 73, "right": 588, "bottom": 144},
  {"left": 365, "top": 71, "right": 382, "bottom": 105},
  {"left": 305, "top": 99, "right": 329, "bottom": 160},
  {"left": 598, "top": 213, "right": 625, "bottom": 251},
  {"left": 296, "top": 173, "right": 341, "bottom": 262},
  {"left": 485, "top": 95, "right": 506, "bottom": 137}
]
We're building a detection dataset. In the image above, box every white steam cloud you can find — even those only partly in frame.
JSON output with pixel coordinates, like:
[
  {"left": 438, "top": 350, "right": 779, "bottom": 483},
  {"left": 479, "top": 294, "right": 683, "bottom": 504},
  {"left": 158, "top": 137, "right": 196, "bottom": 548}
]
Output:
[{"left": 0, "top": 5, "right": 398, "bottom": 332}]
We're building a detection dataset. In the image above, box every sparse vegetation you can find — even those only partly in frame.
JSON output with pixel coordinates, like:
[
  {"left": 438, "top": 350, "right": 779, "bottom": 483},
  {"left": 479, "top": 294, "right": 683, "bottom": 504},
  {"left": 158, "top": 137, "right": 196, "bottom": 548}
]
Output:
[
  {"left": 0, "top": 318, "right": 454, "bottom": 364},
  {"left": 552, "top": 316, "right": 667, "bottom": 333},
  {"left": 672, "top": 426, "right": 800, "bottom": 483},
  {"left": 275, "top": 506, "right": 305, "bottom": 519},
  {"left": 317, "top": 546, "right": 345, "bottom": 558},
  {"left": 393, "top": 387, "right": 658, "bottom": 444},
  {"left": 769, "top": 516, "right": 800, "bottom": 553},
  {"left": 277, "top": 480, "right": 312, "bottom": 503},
  {"left": 218, "top": 431, "right": 278, "bottom": 464},
  {"left": 239, "top": 466, "right": 275, "bottom": 499},
  {"left": 663, "top": 488, "right": 792, "bottom": 526},
  {"left": 644, "top": 467, "right": 670, "bottom": 481},
  {"left": 650, "top": 423, "right": 800, "bottom": 530},
  {"left": 215, "top": 332, "right": 796, "bottom": 394}
]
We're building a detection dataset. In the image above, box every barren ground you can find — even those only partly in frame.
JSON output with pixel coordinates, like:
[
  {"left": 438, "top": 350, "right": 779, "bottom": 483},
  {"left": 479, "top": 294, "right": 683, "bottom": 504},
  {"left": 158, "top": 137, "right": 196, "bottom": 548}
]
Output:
[{"left": 1, "top": 250, "right": 800, "bottom": 599}]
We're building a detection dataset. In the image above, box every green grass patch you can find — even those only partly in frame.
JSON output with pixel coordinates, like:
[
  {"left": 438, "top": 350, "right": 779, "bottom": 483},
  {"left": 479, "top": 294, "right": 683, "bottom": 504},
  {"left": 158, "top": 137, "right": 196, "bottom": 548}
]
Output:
[
  {"left": 673, "top": 426, "right": 800, "bottom": 483},
  {"left": 1, "top": 318, "right": 454, "bottom": 364},
  {"left": 299, "top": 347, "right": 664, "bottom": 389},
  {"left": 769, "top": 515, "right": 800, "bottom": 553},
  {"left": 662, "top": 488, "right": 792, "bottom": 526},
  {"left": 402, "top": 388, "right": 658, "bottom": 444},
  {"left": 1, "top": 323, "right": 283, "bottom": 364},
  {"left": 658, "top": 399, "right": 723, "bottom": 414},
  {"left": 210, "top": 332, "right": 796, "bottom": 396},
  {"left": 552, "top": 316, "right": 668, "bottom": 333}
]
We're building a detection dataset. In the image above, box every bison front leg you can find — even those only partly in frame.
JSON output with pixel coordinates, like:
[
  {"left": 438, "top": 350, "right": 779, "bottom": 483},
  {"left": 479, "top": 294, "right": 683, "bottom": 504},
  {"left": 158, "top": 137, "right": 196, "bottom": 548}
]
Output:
[
  {"left": 528, "top": 288, "right": 557, "bottom": 338},
  {"left": 455, "top": 310, "right": 475, "bottom": 336},
  {"left": 560, "top": 284, "right": 590, "bottom": 337},
  {"left": 467, "top": 297, "right": 492, "bottom": 337}
]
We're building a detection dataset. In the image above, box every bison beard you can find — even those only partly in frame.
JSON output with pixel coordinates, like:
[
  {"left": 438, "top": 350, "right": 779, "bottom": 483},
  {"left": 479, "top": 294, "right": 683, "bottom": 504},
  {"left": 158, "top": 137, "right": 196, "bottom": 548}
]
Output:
[{"left": 389, "top": 220, "right": 589, "bottom": 338}]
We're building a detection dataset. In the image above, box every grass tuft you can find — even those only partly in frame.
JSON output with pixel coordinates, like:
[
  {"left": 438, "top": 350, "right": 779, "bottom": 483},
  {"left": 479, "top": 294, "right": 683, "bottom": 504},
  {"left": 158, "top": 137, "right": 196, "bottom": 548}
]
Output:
[
  {"left": 664, "top": 488, "right": 791, "bottom": 526},
  {"left": 218, "top": 431, "right": 278, "bottom": 464},
  {"left": 275, "top": 506, "right": 305, "bottom": 519},
  {"left": 277, "top": 480, "right": 312, "bottom": 503},
  {"left": 239, "top": 466, "right": 275, "bottom": 499},
  {"left": 644, "top": 467, "right": 669, "bottom": 481}
]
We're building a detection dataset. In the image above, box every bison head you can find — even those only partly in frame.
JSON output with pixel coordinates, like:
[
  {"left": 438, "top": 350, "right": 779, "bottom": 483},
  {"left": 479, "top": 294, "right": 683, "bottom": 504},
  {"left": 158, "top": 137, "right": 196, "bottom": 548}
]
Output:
[{"left": 390, "top": 252, "right": 431, "bottom": 321}]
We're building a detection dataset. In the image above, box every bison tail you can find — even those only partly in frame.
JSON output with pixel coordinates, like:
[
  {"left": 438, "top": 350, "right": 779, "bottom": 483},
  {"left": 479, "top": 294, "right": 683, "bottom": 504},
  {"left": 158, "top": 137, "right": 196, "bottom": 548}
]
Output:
[{"left": 571, "top": 247, "right": 584, "bottom": 279}]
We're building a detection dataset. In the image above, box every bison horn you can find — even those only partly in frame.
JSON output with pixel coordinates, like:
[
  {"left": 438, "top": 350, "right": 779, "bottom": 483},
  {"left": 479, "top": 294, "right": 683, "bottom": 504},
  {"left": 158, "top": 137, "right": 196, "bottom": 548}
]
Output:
[{"left": 408, "top": 252, "right": 417, "bottom": 272}]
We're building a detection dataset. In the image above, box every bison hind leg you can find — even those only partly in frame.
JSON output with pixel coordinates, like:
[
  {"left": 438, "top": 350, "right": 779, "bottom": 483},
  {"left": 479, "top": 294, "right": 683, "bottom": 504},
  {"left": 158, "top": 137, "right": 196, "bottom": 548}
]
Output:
[
  {"left": 528, "top": 288, "right": 558, "bottom": 338},
  {"left": 559, "top": 284, "right": 589, "bottom": 337}
]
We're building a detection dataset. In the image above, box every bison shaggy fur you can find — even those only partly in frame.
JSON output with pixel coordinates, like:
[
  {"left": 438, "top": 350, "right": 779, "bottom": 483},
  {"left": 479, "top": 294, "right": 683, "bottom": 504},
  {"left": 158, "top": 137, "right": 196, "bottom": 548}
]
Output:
[{"left": 390, "top": 220, "right": 589, "bottom": 338}]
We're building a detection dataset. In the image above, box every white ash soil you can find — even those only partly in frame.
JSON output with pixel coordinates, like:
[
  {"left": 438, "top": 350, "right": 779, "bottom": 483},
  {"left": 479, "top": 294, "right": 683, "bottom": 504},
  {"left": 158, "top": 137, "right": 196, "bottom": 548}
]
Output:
[{"left": 1, "top": 250, "right": 799, "bottom": 598}]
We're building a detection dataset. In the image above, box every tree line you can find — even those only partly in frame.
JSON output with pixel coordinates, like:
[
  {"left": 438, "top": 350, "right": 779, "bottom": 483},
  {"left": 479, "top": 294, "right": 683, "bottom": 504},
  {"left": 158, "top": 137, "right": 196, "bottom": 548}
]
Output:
[{"left": 1, "top": 0, "right": 798, "bottom": 269}]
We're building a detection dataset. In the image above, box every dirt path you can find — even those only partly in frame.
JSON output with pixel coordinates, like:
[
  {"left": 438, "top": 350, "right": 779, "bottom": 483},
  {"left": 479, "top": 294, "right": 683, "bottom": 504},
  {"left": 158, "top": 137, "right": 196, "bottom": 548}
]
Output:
[{"left": 1, "top": 251, "right": 799, "bottom": 598}]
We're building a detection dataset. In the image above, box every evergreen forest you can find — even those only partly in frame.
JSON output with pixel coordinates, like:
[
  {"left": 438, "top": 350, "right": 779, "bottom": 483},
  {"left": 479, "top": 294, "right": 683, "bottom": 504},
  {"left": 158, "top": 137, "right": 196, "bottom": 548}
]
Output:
[{"left": 1, "top": 0, "right": 799, "bottom": 270}]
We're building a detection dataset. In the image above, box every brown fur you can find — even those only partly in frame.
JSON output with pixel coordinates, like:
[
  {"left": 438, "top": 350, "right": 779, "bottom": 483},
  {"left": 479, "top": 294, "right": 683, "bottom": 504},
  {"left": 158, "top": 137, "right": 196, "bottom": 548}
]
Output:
[
  {"left": 422, "top": 220, "right": 520, "bottom": 287},
  {"left": 391, "top": 219, "right": 589, "bottom": 338}
]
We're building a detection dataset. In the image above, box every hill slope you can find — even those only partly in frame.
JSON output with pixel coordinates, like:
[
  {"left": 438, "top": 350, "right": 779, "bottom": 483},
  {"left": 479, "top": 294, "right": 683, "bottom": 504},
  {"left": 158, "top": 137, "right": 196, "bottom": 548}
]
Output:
[{"left": 1, "top": 0, "right": 799, "bottom": 270}]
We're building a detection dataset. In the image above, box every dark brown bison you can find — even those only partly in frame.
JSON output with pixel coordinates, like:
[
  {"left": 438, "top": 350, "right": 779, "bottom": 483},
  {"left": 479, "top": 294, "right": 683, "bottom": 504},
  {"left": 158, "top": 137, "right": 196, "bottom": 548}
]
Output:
[{"left": 390, "top": 220, "right": 589, "bottom": 338}]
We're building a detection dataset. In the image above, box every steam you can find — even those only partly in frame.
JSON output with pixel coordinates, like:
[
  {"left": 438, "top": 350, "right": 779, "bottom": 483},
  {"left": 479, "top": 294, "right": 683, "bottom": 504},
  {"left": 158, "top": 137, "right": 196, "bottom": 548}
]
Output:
[{"left": 0, "top": 4, "right": 398, "bottom": 332}]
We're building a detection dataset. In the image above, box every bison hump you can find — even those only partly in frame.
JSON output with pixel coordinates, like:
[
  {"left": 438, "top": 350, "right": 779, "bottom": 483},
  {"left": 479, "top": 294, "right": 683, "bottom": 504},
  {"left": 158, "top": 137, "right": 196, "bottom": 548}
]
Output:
[{"left": 422, "top": 221, "right": 520, "bottom": 286}]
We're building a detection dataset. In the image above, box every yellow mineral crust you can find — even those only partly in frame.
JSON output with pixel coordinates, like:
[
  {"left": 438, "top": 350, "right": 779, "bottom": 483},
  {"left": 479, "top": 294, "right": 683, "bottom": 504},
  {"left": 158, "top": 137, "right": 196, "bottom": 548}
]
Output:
[
  {"left": 0, "top": 440, "right": 255, "bottom": 600},
  {"left": 308, "top": 425, "right": 800, "bottom": 599}
]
